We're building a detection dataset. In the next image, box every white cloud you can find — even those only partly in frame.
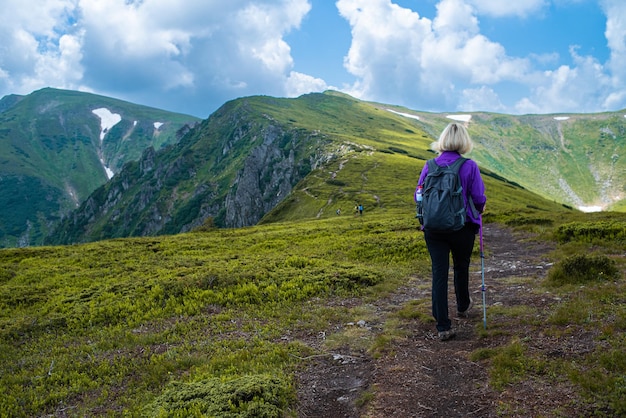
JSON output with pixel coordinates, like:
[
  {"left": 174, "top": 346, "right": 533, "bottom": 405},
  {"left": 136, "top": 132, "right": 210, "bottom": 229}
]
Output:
[
  {"left": 0, "top": 0, "right": 81, "bottom": 93},
  {"left": 1, "top": 0, "right": 626, "bottom": 117},
  {"left": 0, "top": 0, "right": 74, "bottom": 36},
  {"left": 433, "top": 0, "right": 479, "bottom": 36},
  {"left": 286, "top": 71, "right": 328, "bottom": 97},
  {"left": 337, "top": 0, "right": 435, "bottom": 104},
  {"left": 234, "top": 3, "right": 298, "bottom": 74},
  {"left": 31, "top": 33, "right": 84, "bottom": 90},
  {"left": 459, "top": 86, "right": 505, "bottom": 111},
  {"left": 516, "top": 46, "right": 613, "bottom": 114},
  {"left": 602, "top": 0, "right": 626, "bottom": 106},
  {"left": 337, "top": 0, "right": 626, "bottom": 114},
  {"left": 338, "top": 0, "right": 529, "bottom": 111},
  {"left": 0, "top": 0, "right": 316, "bottom": 116}
]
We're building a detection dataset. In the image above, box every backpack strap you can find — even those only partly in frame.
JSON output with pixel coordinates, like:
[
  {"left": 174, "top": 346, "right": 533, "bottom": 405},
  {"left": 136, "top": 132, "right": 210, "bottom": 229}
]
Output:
[
  {"left": 449, "top": 157, "right": 467, "bottom": 172},
  {"left": 450, "top": 158, "right": 480, "bottom": 219},
  {"left": 427, "top": 157, "right": 467, "bottom": 172},
  {"left": 468, "top": 195, "right": 479, "bottom": 219}
]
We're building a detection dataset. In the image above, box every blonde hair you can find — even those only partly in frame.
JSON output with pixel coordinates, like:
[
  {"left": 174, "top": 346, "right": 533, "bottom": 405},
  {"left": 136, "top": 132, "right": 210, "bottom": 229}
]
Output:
[{"left": 432, "top": 122, "right": 473, "bottom": 154}]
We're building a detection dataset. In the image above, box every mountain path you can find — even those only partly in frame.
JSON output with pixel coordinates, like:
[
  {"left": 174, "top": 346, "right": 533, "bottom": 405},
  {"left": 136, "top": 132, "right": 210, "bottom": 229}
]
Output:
[{"left": 295, "top": 223, "right": 588, "bottom": 417}]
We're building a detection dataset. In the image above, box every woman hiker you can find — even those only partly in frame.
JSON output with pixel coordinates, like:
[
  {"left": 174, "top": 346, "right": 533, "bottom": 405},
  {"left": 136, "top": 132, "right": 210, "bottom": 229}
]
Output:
[{"left": 415, "top": 122, "right": 486, "bottom": 341}]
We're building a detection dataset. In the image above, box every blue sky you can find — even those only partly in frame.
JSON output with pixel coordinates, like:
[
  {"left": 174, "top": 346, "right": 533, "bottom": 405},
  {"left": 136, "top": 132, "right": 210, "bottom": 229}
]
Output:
[{"left": 0, "top": 0, "right": 622, "bottom": 118}]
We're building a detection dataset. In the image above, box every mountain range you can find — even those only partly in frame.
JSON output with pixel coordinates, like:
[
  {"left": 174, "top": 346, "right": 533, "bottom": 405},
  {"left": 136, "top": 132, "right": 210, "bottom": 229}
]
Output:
[
  {"left": 0, "top": 88, "right": 200, "bottom": 247},
  {"left": 1, "top": 88, "right": 625, "bottom": 247}
]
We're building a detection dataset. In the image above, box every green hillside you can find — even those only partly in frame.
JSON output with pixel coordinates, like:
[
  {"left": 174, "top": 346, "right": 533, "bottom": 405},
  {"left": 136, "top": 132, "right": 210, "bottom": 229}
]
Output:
[
  {"left": 4, "top": 90, "right": 626, "bottom": 248},
  {"left": 2, "top": 192, "right": 625, "bottom": 415},
  {"left": 0, "top": 88, "right": 200, "bottom": 247},
  {"left": 8, "top": 92, "right": 626, "bottom": 416},
  {"left": 386, "top": 109, "right": 626, "bottom": 212},
  {"left": 47, "top": 92, "right": 439, "bottom": 244},
  {"left": 44, "top": 92, "right": 554, "bottom": 245},
  {"left": 47, "top": 91, "right": 626, "bottom": 247}
]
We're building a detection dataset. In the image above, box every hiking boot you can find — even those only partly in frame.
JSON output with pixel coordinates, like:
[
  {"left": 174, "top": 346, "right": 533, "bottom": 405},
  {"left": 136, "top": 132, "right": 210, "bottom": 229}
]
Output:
[
  {"left": 438, "top": 329, "right": 456, "bottom": 341},
  {"left": 457, "top": 297, "right": 473, "bottom": 318}
]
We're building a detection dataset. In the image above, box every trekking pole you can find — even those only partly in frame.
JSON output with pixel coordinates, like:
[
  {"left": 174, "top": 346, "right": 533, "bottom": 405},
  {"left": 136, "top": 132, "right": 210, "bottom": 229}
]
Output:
[{"left": 479, "top": 216, "right": 487, "bottom": 329}]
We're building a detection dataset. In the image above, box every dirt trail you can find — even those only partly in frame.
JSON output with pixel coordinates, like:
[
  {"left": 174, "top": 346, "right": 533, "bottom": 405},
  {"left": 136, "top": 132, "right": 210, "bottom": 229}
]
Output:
[{"left": 295, "top": 223, "right": 579, "bottom": 418}]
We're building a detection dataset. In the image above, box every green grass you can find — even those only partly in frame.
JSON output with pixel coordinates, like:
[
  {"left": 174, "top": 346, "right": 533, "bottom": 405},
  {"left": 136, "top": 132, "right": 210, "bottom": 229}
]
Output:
[
  {"left": 0, "top": 212, "right": 421, "bottom": 416},
  {"left": 1, "top": 172, "right": 626, "bottom": 415}
]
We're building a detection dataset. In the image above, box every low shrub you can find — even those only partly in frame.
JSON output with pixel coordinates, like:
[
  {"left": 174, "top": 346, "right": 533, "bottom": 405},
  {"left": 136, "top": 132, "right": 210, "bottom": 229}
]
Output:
[
  {"left": 145, "top": 374, "right": 292, "bottom": 417},
  {"left": 554, "top": 221, "right": 626, "bottom": 244},
  {"left": 545, "top": 254, "right": 619, "bottom": 286}
]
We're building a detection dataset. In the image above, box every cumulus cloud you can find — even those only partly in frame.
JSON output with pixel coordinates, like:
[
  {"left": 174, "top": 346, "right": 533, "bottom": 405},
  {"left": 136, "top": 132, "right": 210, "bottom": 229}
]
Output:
[
  {"left": 0, "top": 0, "right": 625, "bottom": 117},
  {"left": 338, "top": 0, "right": 626, "bottom": 114},
  {"left": 0, "top": 0, "right": 82, "bottom": 92},
  {"left": 286, "top": 71, "right": 329, "bottom": 97},
  {"left": 338, "top": 0, "right": 530, "bottom": 111},
  {"left": 602, "top": 0, "right": 626, "bottom": 100},
  {"left": 511, "top": 0, "right": 626, "bottom": 114},
  {"left": 77, "top": 0, "right": 317, "bottom": 115},
  {"left": 516, "top": 47, "right": 612, "bottom": 114},
  {"left": 459, "top": 86, "right": 505, "bottom": 112},
  {"left": 0, "top": 0, "right": 321, "bottom": 117},
  {"left": 337, "top": 0, "right": 435, "bottom": 105}
]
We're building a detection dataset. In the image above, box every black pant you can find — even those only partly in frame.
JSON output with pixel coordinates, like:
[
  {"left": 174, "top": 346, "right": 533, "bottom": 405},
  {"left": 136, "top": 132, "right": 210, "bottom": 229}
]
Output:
[{"left": 424, "top": 223, "right": 477, "bottom": 332}]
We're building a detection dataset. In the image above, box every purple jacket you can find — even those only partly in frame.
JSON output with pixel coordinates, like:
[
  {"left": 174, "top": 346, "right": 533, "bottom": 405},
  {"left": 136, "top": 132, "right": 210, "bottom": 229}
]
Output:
[{"left": 415, "top": 151, "right": 486, "bottom": 225}]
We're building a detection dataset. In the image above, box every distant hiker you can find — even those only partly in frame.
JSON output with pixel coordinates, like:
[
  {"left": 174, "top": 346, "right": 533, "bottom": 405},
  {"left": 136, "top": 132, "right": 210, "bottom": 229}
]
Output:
[
  {"left": 336, "top": 208, "right": 341, "bottom": 215},
  {"left": 415, "top": 122, "right": 486, "bottom": 341},
  {"left": 358, "top": 204, "right": 363, "bottom": 215}
]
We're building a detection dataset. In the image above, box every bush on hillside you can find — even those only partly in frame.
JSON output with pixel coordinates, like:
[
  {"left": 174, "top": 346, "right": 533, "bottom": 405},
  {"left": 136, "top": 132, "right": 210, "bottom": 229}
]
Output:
[
  {"left": 545, "top": 254, "right": 619, "bottom": 286},
  {"left": 555, "top": 221, "right": 626, "bottom": 244},
  {"left": 145, "top": 374, "right": 291, "bottom": 417}
]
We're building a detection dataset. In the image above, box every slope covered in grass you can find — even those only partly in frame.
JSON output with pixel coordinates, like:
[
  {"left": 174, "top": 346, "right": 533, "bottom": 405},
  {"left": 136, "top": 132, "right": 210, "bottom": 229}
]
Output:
[
  {"left": 1, "top": 211, "right": 425, "bottom": 415},
  {"left": 3, "top": 177, "right": 626, "bottom": 415}
]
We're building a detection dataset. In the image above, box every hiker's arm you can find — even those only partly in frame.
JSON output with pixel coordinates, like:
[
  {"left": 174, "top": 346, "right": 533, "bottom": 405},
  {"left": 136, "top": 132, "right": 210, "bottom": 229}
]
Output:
[{"left": 469, "top": 163, "right": 486, "bottom": 212}]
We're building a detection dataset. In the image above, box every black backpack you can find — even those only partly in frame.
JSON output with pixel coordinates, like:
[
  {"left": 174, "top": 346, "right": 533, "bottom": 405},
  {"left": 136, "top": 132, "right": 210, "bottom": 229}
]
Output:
[{"left": 421, "top": 158, "right": 468, "bottom": 232}]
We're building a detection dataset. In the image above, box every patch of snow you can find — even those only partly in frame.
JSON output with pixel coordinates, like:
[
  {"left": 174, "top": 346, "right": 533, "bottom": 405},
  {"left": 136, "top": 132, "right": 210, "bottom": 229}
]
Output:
[
  {"left": 154, "top": 122, "right": 163, "bottom": 129},
  {"left": 554, "top": 116, "right": 570, "bottom": 121},
  {"left": 447, "top": 114, "right": 472, "bottom": 122},
  {"left": 579, "top": 205, "right": 603, "bottom": 213},
  {"left": 91, "top": 108, "right": 120, "bottom": 179},
  {"left": 385, "top": 109, "right": 420, "bottom": 120},
  {"left": 92, "top": 108, "right": 122, "bottom": 141},
  {"left": 100, "top": 158, "right": 114, "bottom": 179}
]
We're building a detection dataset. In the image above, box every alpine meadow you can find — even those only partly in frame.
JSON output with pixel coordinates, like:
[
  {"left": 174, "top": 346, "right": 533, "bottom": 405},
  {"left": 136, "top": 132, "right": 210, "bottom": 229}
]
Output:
[{"left": 1, "top": 89, "right": 625, "bottom": 416}]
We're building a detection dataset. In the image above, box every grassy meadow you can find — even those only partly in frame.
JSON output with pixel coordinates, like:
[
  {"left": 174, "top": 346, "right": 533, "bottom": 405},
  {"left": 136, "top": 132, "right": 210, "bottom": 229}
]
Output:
[
  {"left": 2, "top": 197, "right": 626, "bottom": 415},
  {"left": 1, "top": 210, "right": 426, "bottom": 416}
]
